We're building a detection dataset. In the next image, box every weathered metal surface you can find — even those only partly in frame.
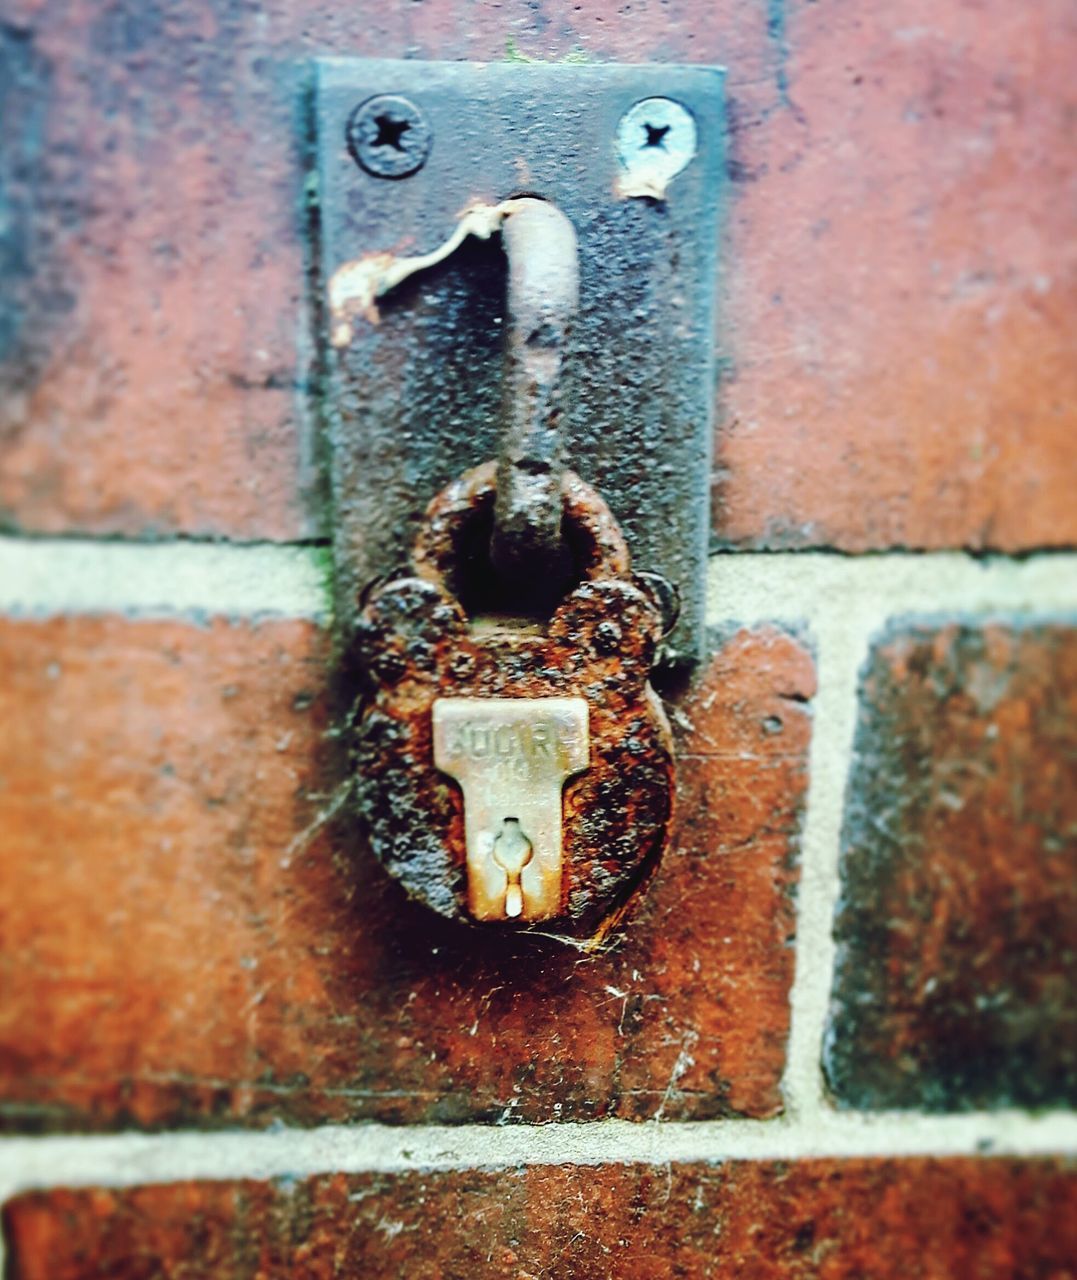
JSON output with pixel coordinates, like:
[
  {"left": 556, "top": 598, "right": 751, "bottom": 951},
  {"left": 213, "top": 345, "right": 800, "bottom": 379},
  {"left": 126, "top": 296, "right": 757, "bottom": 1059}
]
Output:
[
  {"left": 432, "top": 696, "right": 589, "bottom": 921},
  {"left": 491, "top": 198, "right": 578, "bottom": 597},
  {"left": 314, "top": 58, "right": 725, "bottom": 665},
  {"left": 350, "top": 462, "right": 675, "bottom": 935}
]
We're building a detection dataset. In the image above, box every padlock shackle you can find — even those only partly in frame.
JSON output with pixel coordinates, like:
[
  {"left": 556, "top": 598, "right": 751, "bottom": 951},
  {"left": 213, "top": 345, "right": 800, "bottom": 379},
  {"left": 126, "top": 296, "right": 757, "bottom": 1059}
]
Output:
[{"left": 412, "top": 461, "right": 629, "bottom": 615}]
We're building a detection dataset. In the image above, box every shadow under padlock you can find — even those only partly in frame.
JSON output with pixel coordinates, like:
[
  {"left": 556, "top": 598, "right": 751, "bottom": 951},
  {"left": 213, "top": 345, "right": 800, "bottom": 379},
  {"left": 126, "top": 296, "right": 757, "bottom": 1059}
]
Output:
[{"left": 346, "top": 198, "right": 677, "bottom": 939}]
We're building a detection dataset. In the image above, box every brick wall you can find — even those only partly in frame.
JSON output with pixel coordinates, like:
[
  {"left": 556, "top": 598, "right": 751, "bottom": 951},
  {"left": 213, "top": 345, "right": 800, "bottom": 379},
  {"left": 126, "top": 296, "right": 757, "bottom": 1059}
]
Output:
[{"left": 1, "top": 0, "right": 1075, "bottom": 1275}]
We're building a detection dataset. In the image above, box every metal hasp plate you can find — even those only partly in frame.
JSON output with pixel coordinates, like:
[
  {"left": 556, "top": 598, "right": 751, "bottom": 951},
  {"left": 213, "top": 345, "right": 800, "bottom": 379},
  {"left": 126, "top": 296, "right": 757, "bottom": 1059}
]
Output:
[{"left": 313, "top": 58, "right": 725, "bottom": 664}]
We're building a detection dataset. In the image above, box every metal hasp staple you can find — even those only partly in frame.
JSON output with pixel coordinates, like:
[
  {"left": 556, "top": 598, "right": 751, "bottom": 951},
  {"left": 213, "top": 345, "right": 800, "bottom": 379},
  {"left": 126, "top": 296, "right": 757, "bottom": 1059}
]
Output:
[
  {"left": 313, "top": 58, "right": 725, "bottom": 665},
  {"left": 492, "top": 198, "right": 578, "bottom": 598}
]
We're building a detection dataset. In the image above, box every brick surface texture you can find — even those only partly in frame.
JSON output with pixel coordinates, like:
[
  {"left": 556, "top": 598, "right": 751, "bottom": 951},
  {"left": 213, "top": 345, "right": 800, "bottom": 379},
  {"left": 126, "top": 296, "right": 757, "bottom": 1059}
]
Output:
[
  {"left": 1, "top": 0, "right": 1074, "bottom": 548},
  {"left": 0, "top": 619, "right": 813, "bottom": 1130},
  {"left": 826, "top": 620, "right": 1077, "bottom": 1110},
  {"left": 5, "top": 1159, "right": 1076, "bottom": 1279},
  {"left": 2, "top": 0, "right": 1076, "bottom": 1269}
]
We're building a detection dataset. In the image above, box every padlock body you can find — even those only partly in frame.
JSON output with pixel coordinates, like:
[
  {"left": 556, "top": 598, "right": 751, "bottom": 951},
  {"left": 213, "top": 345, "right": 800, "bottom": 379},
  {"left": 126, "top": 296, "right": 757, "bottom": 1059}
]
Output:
[{"left": 350, "top": 465, "right": 675, "bottom": 935}]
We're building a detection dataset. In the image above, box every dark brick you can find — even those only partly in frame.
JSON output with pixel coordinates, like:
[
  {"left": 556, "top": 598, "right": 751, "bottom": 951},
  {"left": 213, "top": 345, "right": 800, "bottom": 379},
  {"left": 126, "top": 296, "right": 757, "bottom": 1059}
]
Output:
[
  {"left": 826, "top": 620, "right": 1077, "bottom": 1110},
  {"left": 0, "top": 618, "right": 812, "bottom": 1130},
  {"left": 6, "top": 1158, "right": 1076, "bottom": 1278},
  {"left": 0, "top": 24, "right": 53, "bottom": 407}
]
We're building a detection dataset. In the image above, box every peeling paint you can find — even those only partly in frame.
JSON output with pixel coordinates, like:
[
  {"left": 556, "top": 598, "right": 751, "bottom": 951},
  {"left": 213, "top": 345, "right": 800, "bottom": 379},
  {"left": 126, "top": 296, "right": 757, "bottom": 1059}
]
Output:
[{"left": 328, "top": 200, "right": 526, "bottom": 345}]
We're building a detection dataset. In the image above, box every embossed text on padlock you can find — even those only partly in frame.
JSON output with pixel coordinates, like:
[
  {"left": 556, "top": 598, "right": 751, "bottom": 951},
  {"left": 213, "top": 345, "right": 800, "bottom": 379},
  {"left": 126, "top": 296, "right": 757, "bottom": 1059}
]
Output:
[{"left": 433, "top": 697, "right": 588, "bottom": 921}]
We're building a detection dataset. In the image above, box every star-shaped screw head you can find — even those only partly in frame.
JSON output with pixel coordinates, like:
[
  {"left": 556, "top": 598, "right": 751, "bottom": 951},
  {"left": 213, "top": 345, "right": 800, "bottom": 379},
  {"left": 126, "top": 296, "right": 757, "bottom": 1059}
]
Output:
[
  {"left": 616, "top": 97, "right": 698, "bottom": 197},
  {"left": 348, "top": 94, "right": 432, "bottom": 179},
  {"left": 373, "top": 113, "right": 412, "bottom": 152}
]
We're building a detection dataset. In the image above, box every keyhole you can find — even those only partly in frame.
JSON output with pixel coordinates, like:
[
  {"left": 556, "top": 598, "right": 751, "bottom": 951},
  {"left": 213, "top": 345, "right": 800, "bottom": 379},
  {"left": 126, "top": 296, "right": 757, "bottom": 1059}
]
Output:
[
  {"left": 373, "top": 114, "right": 411, "bottom": 151},
  {"left": 492, "top": 817, "right": 533, "bottom": 918},
  {"left": 642, "top": 121, "right": 671, "bottom": 149}
]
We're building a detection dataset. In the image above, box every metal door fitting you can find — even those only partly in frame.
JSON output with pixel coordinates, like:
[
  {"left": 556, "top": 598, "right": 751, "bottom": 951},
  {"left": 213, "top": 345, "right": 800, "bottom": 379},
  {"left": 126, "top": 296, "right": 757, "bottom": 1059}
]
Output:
[
  {"left": 352, "top": 464, "right": 675, "bottom": 933},
  {"left": 312, "top": 57, "right": 726, "bottom": 665}
]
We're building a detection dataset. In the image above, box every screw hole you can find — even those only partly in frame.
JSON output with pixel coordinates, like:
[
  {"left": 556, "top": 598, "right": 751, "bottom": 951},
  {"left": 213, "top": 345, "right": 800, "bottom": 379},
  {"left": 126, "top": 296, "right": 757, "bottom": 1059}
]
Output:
[
  {"left": 373, "top": 114, "right": 411, "bottom": 151},
  {"left": 642, "top": 122, "right": 671, "bottom": 149}
]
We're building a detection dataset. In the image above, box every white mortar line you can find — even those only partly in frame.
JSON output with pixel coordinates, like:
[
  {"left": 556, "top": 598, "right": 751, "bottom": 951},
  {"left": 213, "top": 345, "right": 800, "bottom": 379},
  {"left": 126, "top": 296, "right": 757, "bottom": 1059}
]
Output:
[
  {"left": 0, "top": 538, "right": 329, "bottom": 621},
  {"left": 705, "top": 551, "right": 1077, "bottom": 625},
  {"left": 774, "top": 602, "right": 874, "bottom": 1119},
  {"left": 2, "top": 539, "right": 1074, "bottom": 628},
  {"left": 0, "top": 1110, "right": 1075, "bottom": 1200}
]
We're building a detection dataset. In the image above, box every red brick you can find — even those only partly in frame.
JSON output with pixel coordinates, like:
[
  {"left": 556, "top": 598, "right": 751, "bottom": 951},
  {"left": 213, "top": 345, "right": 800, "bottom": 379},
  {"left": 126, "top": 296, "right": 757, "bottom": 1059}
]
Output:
[
  {"left": 4, "top": 1, "right": 1072, "bottom": 549},
  {"left": 0, "top": 618, "right": 812, "bottom": 1130},
  {"left": 826, "top": 621, "right": 1077, "bottom": 1110},
  {"left": 6, "top": 1158, "right": 1076, "bottom": 1278},
  {"left": 0, "top": 616, "right": 331, "bottom": 1128},
  {"left": 0, "top": 3, "right": 310, "bottom": 539},
  {"left": 716, "top": 0, "right": 1077, "bottom": 550}
]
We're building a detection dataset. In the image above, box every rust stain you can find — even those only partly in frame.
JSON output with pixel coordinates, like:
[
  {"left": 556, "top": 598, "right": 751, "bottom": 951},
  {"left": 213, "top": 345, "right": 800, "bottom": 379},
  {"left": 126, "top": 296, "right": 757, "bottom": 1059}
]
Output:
[{"left": 328, "top": 200, "right": 526, "bottom": 344}]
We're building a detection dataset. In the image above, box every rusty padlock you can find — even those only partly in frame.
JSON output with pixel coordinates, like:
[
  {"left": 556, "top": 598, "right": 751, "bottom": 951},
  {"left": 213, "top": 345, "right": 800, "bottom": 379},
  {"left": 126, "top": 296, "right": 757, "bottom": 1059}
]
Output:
[
  {"left": 350, "top": 461, "right": 675, "bottom": 936},
  {"left": 341, "top": 197, "right": 677, "bottom": 936}
]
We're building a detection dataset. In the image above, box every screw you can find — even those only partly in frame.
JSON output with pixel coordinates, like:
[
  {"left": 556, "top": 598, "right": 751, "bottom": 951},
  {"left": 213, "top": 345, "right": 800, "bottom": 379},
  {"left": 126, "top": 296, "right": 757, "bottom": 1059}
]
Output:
[
  {"left": 615, "top": 98, "right": 697, "bottom": 195},
  {"left": 347, "top": 94, "right": 432, "bottom": 179}
]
